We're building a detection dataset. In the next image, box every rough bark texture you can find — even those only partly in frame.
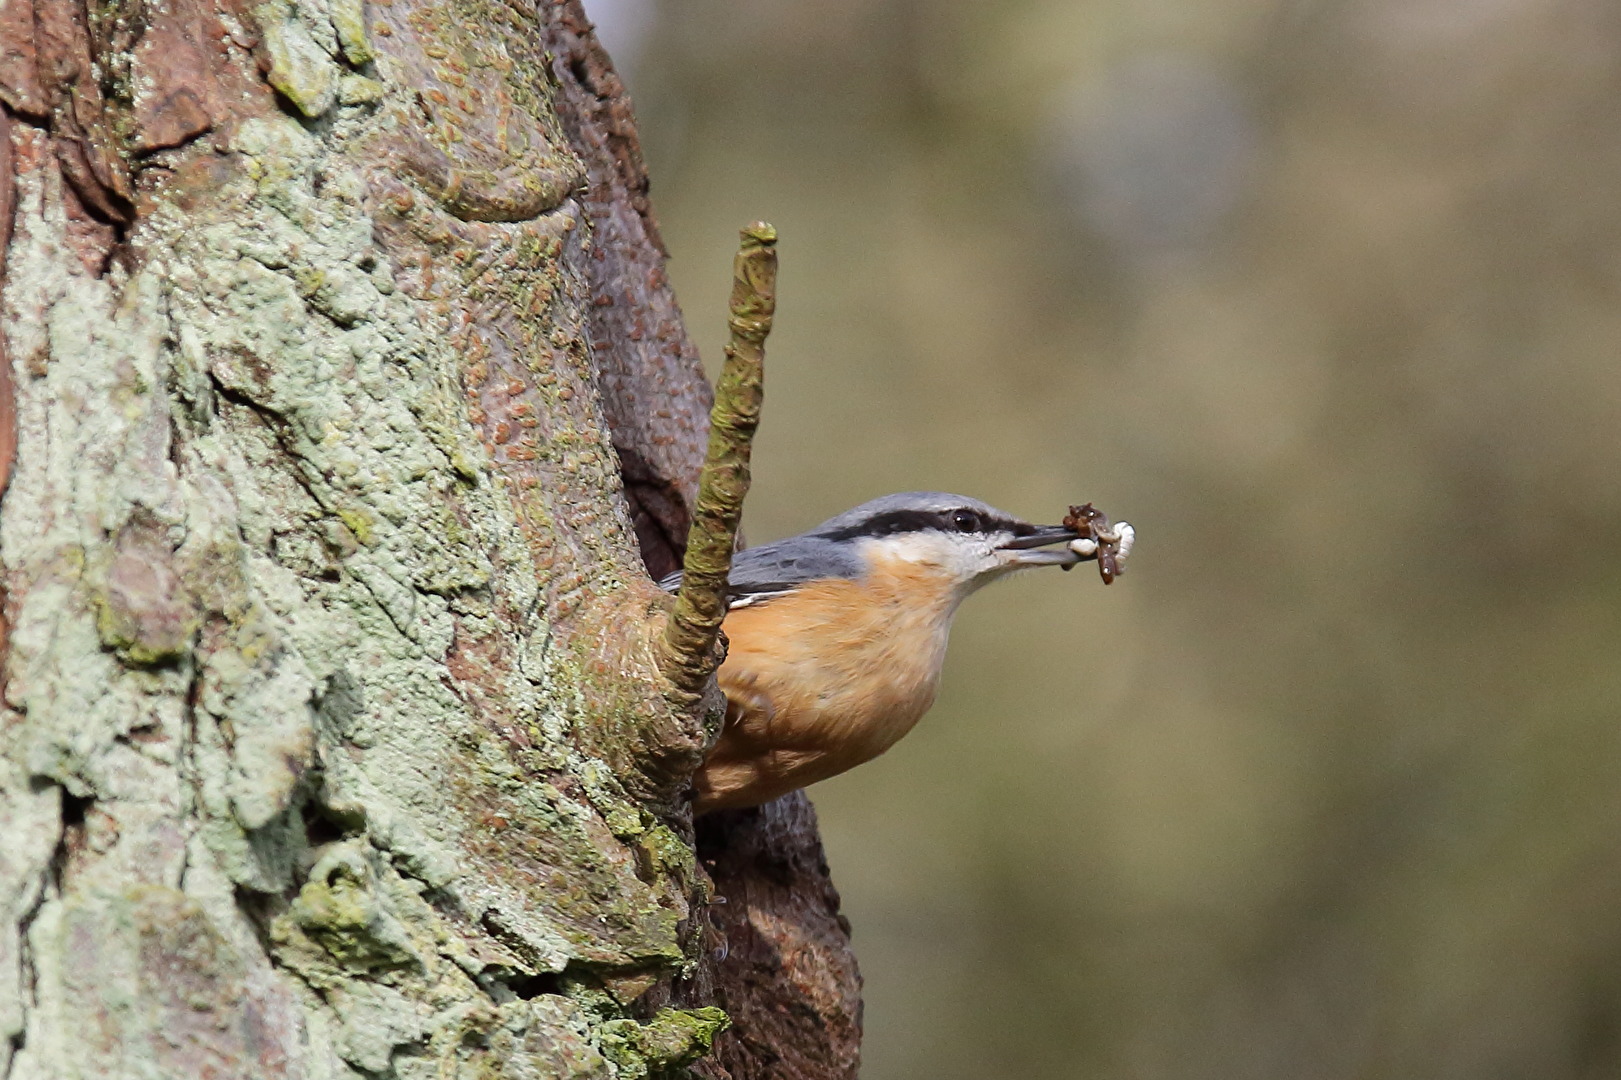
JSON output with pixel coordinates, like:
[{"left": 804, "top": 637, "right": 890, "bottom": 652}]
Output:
[
  {"left": 686, "top": 800, "right": 863, "bottom": 1080},
  {"left": 0, "top": 1, "right": 858, "bottom": 1077},
  {"left": 545, "top": 7, "right": 708, "bottom": 585}
]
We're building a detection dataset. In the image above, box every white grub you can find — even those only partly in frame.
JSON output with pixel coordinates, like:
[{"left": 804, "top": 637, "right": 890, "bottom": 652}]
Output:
[
  {"left": 1067, "top": 536, "right": 1099, "bottom": 558},
  {"left": 1111, "top": 522, "right": 1135, "bottom": 565}
]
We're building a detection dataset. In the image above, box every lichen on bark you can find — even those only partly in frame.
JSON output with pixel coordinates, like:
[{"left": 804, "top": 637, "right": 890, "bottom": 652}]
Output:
[{"left": 0, "top": 0, "right": 859, "bottom": 1077}]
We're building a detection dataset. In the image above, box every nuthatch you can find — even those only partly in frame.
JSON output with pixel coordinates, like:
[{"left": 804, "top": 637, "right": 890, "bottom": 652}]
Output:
[{"left": 662, "top": 492, "right": 1133, "bottom": 813}]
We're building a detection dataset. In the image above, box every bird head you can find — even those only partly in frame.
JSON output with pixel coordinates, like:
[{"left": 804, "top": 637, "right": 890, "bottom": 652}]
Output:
[{"left": 811, "top": 491, "right": 1093, "bottom": 599}]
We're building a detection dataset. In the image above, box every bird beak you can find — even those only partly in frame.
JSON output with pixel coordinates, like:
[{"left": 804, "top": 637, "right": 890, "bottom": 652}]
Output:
[{"left": 996, "top": 524, "right": 1092, "bottom": 567}]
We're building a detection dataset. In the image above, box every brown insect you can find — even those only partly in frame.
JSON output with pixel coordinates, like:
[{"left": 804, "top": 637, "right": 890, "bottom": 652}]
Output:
[{"left": 1063, "top": 502, "right": 1125, "bottom": 584}]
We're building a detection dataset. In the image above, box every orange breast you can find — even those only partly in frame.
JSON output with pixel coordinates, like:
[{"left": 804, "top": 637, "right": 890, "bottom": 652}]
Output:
[{"left": 692, "top": 555, "right": 962, "bottom": 812}]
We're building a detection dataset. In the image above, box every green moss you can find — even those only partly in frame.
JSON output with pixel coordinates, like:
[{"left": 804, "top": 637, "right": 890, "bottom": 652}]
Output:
[
  {"left": 255, "top": 1, "right": 338, "bottom": 118},
  {"left": 90, "top": 580, "right": 199, "bottom": 668},
  {"left": 636, "top": 824, "right": 696, "bottom": 880},
  {"left": 329, "top": 0, "right": 375, "bottom": 65},
  {"left": 337, "top": 75, "right": 385, "bottom": 106},
  {"left": 597, "top": 1008, "right": 729, "bottom": 1079},
  {"left": 447, "top": 448, "right": 483, "bottom": 483},
  {"left": 280, "top": 850, "right": 419, "bottom": 973},
  {"left": 294, "top": 266, "right": 327, "bottom": 298},
  {"left": 92, "top": 600, "right": 191, "bottom": 666},
  {"left": 335, "top": 506, "right": 376, "bottom": 546}
]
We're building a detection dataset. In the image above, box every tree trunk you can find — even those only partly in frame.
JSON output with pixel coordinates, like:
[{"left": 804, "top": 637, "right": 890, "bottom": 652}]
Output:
[{"left": 0, "top": 1, "right": 859, "bottom": 1077}]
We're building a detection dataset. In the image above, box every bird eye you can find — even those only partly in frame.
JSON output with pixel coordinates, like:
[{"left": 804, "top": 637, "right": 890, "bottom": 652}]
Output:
[{"left": 950, "top": 509, "right": 979, "bottom": 533}]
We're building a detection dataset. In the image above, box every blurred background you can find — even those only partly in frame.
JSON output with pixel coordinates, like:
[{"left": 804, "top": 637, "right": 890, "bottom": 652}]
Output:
[{"left": 586, "top": 1, "right": 1621, "bottom": 1076}]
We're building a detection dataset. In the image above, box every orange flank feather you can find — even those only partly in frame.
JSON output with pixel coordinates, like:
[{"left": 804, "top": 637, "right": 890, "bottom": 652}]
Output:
[{"left": 692, "top": 553, "right": 965, "bottom": 812}]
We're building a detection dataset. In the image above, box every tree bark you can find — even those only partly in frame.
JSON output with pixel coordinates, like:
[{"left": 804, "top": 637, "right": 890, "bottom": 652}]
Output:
[{"left": 0, "top": 1, "right": 859, "bottom": 1077}]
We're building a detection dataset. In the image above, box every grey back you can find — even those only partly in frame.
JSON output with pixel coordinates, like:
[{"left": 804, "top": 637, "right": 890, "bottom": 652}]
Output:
[{"left": 656, "top": 533, "right": 866, "bottom": 601}]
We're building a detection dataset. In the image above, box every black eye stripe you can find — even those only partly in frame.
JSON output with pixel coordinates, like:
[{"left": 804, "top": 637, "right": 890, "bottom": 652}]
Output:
[{"left": 820, "top": 508, "right": 1019, "bottom": 542}]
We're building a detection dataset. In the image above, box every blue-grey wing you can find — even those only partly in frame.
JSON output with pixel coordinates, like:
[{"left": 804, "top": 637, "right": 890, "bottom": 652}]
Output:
[{"left": 657, "top": 536, "right": 864, "bottom": 607}]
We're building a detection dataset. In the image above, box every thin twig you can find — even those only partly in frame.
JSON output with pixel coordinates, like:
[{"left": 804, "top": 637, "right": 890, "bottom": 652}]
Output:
[{"left": 659, "top": 222, "right": 777, "bottom": 701}]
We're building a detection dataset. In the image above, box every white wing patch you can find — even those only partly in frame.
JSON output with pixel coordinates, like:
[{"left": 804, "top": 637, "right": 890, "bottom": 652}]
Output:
[{"left": 728, "top": 588, "right": 795, "bottom": 610}]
